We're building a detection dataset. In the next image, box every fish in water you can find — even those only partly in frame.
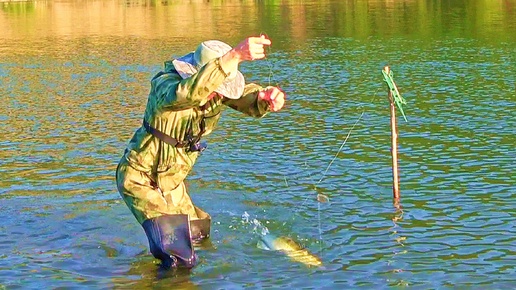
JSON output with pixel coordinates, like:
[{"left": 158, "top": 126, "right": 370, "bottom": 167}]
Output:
[{"left": 257, "top": 234, "right": 323, "bottom": 267}]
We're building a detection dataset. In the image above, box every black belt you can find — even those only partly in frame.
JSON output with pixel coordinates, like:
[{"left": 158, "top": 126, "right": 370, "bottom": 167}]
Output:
[
  {"left": 142, "top": 120, "right": 207, "bottom": 152},
  {"left": 143, "top": 120, "right": 187, "bottom": 148}
]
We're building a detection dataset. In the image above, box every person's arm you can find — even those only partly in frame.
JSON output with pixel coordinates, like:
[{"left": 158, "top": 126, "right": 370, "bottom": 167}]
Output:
[
  {"left": 151, "top": 35, "right": 274, "bottom": 111},
  {"left": 222, "top": 84, "right": 285, "bottom": 117},
  {"left": 151, "top": 59, "right": 230, "bottom": 110},
  {"left": 220, "top": 35, "right": 285, "bottom": 116},
  {"left": 222, "top": 83, "right": 269, "bottom": 117}
]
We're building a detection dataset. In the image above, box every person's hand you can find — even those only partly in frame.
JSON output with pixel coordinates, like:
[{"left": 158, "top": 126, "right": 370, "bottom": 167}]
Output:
[
  {"left": 231, "top": 35, "right": 272, "bottom": 62},
  {"left": 258, "top": 86, "right": 285, "bottom": 112},
  {"left": 220, "top": 35, "right": 271, "bottom": 78}
]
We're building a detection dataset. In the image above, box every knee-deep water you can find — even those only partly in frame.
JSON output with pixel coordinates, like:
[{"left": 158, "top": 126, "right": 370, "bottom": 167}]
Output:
[{"left": 1, "top": 0, "right": 515, "bottom": 288}]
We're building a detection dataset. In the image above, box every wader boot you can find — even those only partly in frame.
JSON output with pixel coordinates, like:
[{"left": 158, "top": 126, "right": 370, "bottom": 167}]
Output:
[
  {"left": 142, "top": 214, "right": 197, "bottom": 269},
  {"left": 190, "top": 206, "right": 211, "bottom": 243}
]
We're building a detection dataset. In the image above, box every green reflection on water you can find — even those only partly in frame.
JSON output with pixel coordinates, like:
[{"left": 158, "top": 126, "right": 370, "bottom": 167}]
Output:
[
  {"left": 0, "top": 0, "right": 514, "bottom": 43},
  {"left": 0, "top": 0, "right": 515, "bottom": 288}
]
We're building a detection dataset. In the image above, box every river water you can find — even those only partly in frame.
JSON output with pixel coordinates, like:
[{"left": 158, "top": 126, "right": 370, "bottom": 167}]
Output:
[{"left": 1, "top": 0, "right": 515, "bottom": 288}]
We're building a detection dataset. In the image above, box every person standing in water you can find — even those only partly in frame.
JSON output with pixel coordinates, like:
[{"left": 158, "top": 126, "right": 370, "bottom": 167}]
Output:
[{"left": 116, "top": 35, "right": 286, "bottom": 269}]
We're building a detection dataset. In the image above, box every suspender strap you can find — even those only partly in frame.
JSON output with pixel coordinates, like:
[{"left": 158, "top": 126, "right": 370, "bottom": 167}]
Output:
[{"left": 143, "top": 120, "right": 186, "bottom": 148}]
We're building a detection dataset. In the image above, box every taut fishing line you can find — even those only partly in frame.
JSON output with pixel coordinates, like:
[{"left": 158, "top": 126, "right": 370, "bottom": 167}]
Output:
[
  {"left": 295, "top": 89, "right": 381, "bottom": 249},
  {"left": 286, "top": 91, "right": 373, "bottom": 247},
  {"left": 253, "top": 34, "right": 380, "bottom": 252}
]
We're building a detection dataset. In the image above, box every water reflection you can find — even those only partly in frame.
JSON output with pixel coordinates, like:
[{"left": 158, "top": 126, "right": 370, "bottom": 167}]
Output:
[
  {"left": 1, "top": 0, "right": 514, "bottom": 44},
  {"left": 1, "top": 0, "right": 515, "bottom": 288},
  {"left": 112, "top": 259, "right": 199, "bottom": 289}
]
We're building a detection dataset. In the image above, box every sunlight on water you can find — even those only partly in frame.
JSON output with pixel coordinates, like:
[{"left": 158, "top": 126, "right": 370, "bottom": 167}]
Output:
[{"left": 1, "top": 0, "right": 515, "bottom": 288}]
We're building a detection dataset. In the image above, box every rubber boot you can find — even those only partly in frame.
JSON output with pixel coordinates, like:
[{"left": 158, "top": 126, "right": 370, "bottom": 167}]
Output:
[
  {"left": 141, "top": 214, "right": 197, "bottom": 269},
  {"left": 190, "top": 206, "right": 212, "bottom": 243}
]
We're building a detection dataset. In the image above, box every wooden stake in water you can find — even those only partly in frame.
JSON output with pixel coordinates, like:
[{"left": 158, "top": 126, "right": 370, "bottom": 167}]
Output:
[{"left": 384, "top": 66, "right": 401, "bottom": 200}]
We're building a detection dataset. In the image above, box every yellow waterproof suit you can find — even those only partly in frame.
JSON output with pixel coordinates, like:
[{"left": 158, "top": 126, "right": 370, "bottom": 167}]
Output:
[{"left": 116, "top": 58, "right": 270, "bottom": 236}]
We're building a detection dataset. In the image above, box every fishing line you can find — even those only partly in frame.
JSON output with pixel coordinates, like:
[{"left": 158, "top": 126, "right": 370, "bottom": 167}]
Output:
[
  {"left": 258, "top": 33, "right": 375, "bottom": 205},
  {"left": 236, "top": 33, "right": 282, "bottom": 241},
  {"left": 300, "top": 107, "right": 365, "bottom": 247},
  {"left": 295, "top": 89, "right": 381, "bottom": 248},
  {"left": 260, "top": 32, "right": 277, "bottom": 86},
  {"left": 257, "top": 35, "right": 379, "bottom": 215},
  {"left": 255, "top": 36, "right": 385, "bottom": 251},
  {"left": 300, "top": 89, "right": 381, "bottom": 208}
]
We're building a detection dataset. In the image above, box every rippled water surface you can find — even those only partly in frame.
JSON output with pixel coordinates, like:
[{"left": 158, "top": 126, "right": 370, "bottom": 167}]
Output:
[{"left": 1, "top": 0, "right": 515, "bottom": 288}]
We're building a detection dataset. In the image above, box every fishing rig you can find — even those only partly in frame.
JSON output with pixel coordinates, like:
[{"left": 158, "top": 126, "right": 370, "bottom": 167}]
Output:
[
  {"left": 311, "top": 66, "right": 408, "bottom": 203},
  {"left": 245, "top": 44, "right": 410, "bottom": 264},
  {"left": 382, "top": 66, "right": 407, "bottom": 201}
]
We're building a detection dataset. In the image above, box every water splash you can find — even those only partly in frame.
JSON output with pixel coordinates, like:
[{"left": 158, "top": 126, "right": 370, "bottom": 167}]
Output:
[{"left": 241, "top": 212, "right": 269, "bottom": 237}]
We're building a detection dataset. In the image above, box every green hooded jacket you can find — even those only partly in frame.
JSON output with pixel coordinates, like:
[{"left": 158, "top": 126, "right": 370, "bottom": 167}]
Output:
[{"left": 122, "top": 57, "right": 270, "bottom": 192}]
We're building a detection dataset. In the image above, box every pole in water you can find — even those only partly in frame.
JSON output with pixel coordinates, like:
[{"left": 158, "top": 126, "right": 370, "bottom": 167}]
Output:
[{"left": 383, "top": 66, "right": 401, "bottom": 200}]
